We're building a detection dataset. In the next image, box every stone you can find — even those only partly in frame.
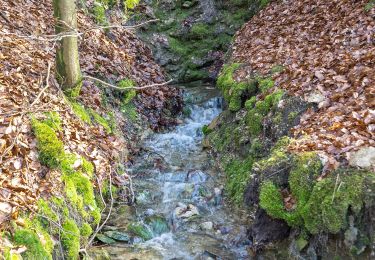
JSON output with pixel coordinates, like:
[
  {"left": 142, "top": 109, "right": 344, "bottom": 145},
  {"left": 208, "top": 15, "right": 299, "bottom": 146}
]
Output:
[
  {"left": 349, "top": 147, "right": 375, "bottom": 169},
  {"left": 96, "top": 234, "right": 117, "bottom": 245},
  {"left": 182, "top": 1, "right": 193, "bottom": 8},
  {"left": 305, "top": 91, "right": 325, "bottom": 104},
  {"left": 200, "top": 221, "right": 213, "bottom": 230},
  {"left": 174, "top": 203, "right": 199, "bottom": 220},
  {"left": 104, "top": 231, "right": 130, "bottom": 242}
]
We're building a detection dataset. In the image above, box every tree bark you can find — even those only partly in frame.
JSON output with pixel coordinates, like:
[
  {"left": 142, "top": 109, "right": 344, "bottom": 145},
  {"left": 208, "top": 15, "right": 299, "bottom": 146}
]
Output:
[{"left": 53, "top": 0, "right": 81, "bottom": 94}]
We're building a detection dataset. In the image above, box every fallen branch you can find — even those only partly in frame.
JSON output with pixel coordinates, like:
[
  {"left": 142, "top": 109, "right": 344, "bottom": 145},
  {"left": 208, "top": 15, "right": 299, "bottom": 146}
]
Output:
[{"left": 83, "top": 75, "right": 173, "bottom": 90}]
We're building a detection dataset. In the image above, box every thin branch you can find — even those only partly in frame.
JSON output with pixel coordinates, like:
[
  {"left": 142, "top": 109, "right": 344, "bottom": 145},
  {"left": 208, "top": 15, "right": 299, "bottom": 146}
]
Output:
[
  {"left": 0, "top": 19, "right": 160, "bottom": 42},
  {"left": 84, "top": 167, "right": 114, "bottom": 251},
  {"left": 82, "top": 19, "right": 159, "bottom": 34},
  {"left": 83, "top": 75, "right": 173, "bottom": 90}
]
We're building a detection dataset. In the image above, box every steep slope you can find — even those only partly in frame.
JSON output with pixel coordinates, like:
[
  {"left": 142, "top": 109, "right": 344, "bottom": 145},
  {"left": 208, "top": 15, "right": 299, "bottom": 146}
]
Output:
[
  {"left": 0, "top": 0, "right": 181, "bottom": 258},
  {"left": 204, "top": 0, "right": 375, "bottom": 257}
]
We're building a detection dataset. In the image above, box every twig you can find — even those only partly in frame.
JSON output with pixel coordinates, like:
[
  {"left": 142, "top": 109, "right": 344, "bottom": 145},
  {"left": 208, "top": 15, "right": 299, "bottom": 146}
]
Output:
[
  {"left": 0, "top": 19, "right": 160, "bottom": 42},
  {"left": 30, "top": 62, "right": 51, "bottom": 107},
  {"left": 82, "top": 19, "right": 159, "bottom": 34},
  {"left": 83, "top": 75, "right": 173, "bottom": 90},
  {"left": 84, "top": 167, "right": 114, "bottom": 251}
]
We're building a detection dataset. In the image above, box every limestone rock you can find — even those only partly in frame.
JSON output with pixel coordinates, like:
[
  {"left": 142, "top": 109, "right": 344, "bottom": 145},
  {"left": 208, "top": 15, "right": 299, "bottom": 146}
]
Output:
[{"left": 349, "top": 147, "right": 375, "bottom": 169}]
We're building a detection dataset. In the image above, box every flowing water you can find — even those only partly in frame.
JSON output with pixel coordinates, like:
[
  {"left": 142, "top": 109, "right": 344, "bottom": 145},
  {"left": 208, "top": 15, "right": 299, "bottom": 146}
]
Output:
[{"left": 95, "top": 87, "right": 251, "bottom": 259}]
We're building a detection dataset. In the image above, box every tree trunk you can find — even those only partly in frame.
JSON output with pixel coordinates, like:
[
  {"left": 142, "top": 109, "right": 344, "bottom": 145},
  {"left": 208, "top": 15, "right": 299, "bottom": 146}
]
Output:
[{"left": 53, "top": 0, "right": 81, "bottom": 95}]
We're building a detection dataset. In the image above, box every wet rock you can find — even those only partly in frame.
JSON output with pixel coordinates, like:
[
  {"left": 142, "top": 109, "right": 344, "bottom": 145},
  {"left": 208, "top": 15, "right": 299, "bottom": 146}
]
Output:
[
  {"left": 249, "top": 209, "right": 290, "bottom": 248},
  {"left": 349, "top": 146, "right": 375, "bottom": 169},
  {"left": 96, "top": 234, "right": 117, "bottom": 245},
  {"left": 145, "top": 215, "right": 170, "bottom": 235},
  {"left": 103, "top": 231, "right": 130, "bottom": 242},
  {"left": 127, "top": 222, "right": 153, "bottom": 241},
  {"left": 174, "top": 203, "right": 200, "bottom": 220},
  {"left": 88, "top": 248, "right": 110, "bottom": 259},
  {"left": 200, "top": 221, "right": 213, "bottom": 230}
]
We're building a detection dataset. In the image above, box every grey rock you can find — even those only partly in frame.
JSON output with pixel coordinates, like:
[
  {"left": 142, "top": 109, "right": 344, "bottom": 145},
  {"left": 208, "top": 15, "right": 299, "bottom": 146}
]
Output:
[{"left": 349, "top": 146, "right": 375, "bottom": 169}]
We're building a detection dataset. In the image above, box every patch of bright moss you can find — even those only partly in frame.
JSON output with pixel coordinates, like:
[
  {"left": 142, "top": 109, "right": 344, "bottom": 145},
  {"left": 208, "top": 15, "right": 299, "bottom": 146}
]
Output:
[
  {"left": 61, "top": 219, "right": 80, "bottom": 259},
  {"left": 31, "top": 119, "right": 64, "bottom": 168},
  {"left": 259, "top": 151, "right": 373, "bottom": 235},
  {"left": 246, "top": 89, "right": 284, "bottom": 136},
  {"left": 80, "top": 223, "right": 93, "bottom": 237},
  {"left": 13, "top": 229, "right": 52, "bottom": 260},
  {"left": 43, "top": 112, "right": 62, "bottom": 131},
  {"left": 225, "top": 156, "right": 254, "bottom": 205},
  {"left": 258, "top": 77, "right": 274, "bottom": 94},
  {"left": 217, "top": 63, "right": 257, "bottom": 112},
  {"left": 82, "top": 157, "right": 94, "bottom": 177},
  {"left": 69, "top": 100, "right": 91, "bottom": 124}
]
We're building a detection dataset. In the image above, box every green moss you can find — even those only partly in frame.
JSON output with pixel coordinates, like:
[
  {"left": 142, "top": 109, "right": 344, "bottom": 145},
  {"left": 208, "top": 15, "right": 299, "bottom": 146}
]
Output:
[
  {"left": 37, "top": 199, "right": 58, "bottom": 223},
  {"left": 259, "top": 181, "right": 285, "bottom": 218},
  {"left": 120, "top": 102, "right": 138, "bottom": 122},
  {"left": 260, "top": 0, "right": 270, "bottom": 8},
  {"left": 82, "top": 157, "right": 94, "bottom": 177},
  {"left": 189, "top": 23, "right": 212, "bottom": 39},
  {"left": 246, "top": 90, "right": 284, "bottom": 136},
  {"left": 64, "top": 81, "right": 82, "bottom": 99},
  {"left": 92, "top": 2, "right": 108, "bottom": 26},
  {"left": 202, "top": 125, "right": 213, "bottom": 136},
  {"left": 80, "top": 223, "right": 93, "bottom": 237},
  {"left": 245, "top": 96, "right": 256, "bottom": 110},
  {"left": 169, "top": 37, "right": 190, "bottom": 56},
  {"left": 13, "top": 229, "right": 52, "bottom": 260},
  {"left": 122, "top": 89, "right": 137, "bottom": 105},
  {"left": 217, "top": 63, "right": 258, "bottom": 112},
  {"left": 254, "top": 139, "right": 289, "bottom": 171},
  {"left": 288, "top": 111, "right": 298, "bottom": 122},
  {"left": 61, "top": 219, "right": 80, "bottom": 259},
  {"left": 125, "top": 0, "right": 140, "bottom": 9},
  {"left": 69, "top": 101, "right": 91, "bottom": 124},
  {"left": 259, "top": 150, "right": 374, "bottom": 235},
  {"left": 43, "top": 112, "right": 62, "bottom": 131},
  {"left": 31, "top": 119, "right": 64, "bottom": 168},
  {"left": 89, "top": 109, "right": 112, "bottom": 133},
  {"left": 271, "top": 65, "right": 284, "bottom": 74},
  {"left": 258, "top": 77, "right": 274, "bottom": 94},
  {"left": 225, "top": 157, "right": 254, "bottom": 205},
  {"left": 127, "top": 222, "right": 153, "bottom": 240},
  {"left": 365, "top": 0, "right": 375, "bottom": 11}
]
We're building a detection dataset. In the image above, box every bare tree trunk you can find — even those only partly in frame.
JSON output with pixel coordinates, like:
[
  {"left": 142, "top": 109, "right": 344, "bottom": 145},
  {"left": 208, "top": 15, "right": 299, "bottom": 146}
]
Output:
[{"left": 53, "top": 0, "right": 81, "bottom": 96}]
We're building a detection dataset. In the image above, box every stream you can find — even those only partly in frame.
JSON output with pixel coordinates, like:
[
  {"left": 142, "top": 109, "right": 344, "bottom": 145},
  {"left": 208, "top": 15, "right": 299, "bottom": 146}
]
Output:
[{"left": 94, "top": 87, "right": 252, "bottom": 259}]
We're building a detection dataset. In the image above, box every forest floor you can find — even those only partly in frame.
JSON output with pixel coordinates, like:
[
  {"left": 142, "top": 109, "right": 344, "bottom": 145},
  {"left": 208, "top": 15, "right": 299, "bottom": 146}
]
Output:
[
  {"left": 231, "top": 0, "right": 374, "bottom": 170},
  {"left": 0, "top": 0, "right": 180, "bottom": 231}
]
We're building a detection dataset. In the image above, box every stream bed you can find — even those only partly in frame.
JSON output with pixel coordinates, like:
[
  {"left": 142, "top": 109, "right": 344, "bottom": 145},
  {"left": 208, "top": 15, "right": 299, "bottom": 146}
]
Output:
[{"left": 93, "top": 87, "right": 252, "bottom": 259}]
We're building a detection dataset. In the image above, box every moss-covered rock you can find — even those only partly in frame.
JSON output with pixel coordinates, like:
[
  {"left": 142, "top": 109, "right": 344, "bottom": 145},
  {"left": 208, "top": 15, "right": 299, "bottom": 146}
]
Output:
[
  {"left": 13, "top": 229, "right": 52, "bottom": 260},
  {"left": 31, "top": 119, "right": 64, "bottom": 168},
  {"left": 259, "top": 152, "right": 375, "bottom": 235},
  {"left": 61, "top": 219, "right": 80, "bottom": 259}
]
